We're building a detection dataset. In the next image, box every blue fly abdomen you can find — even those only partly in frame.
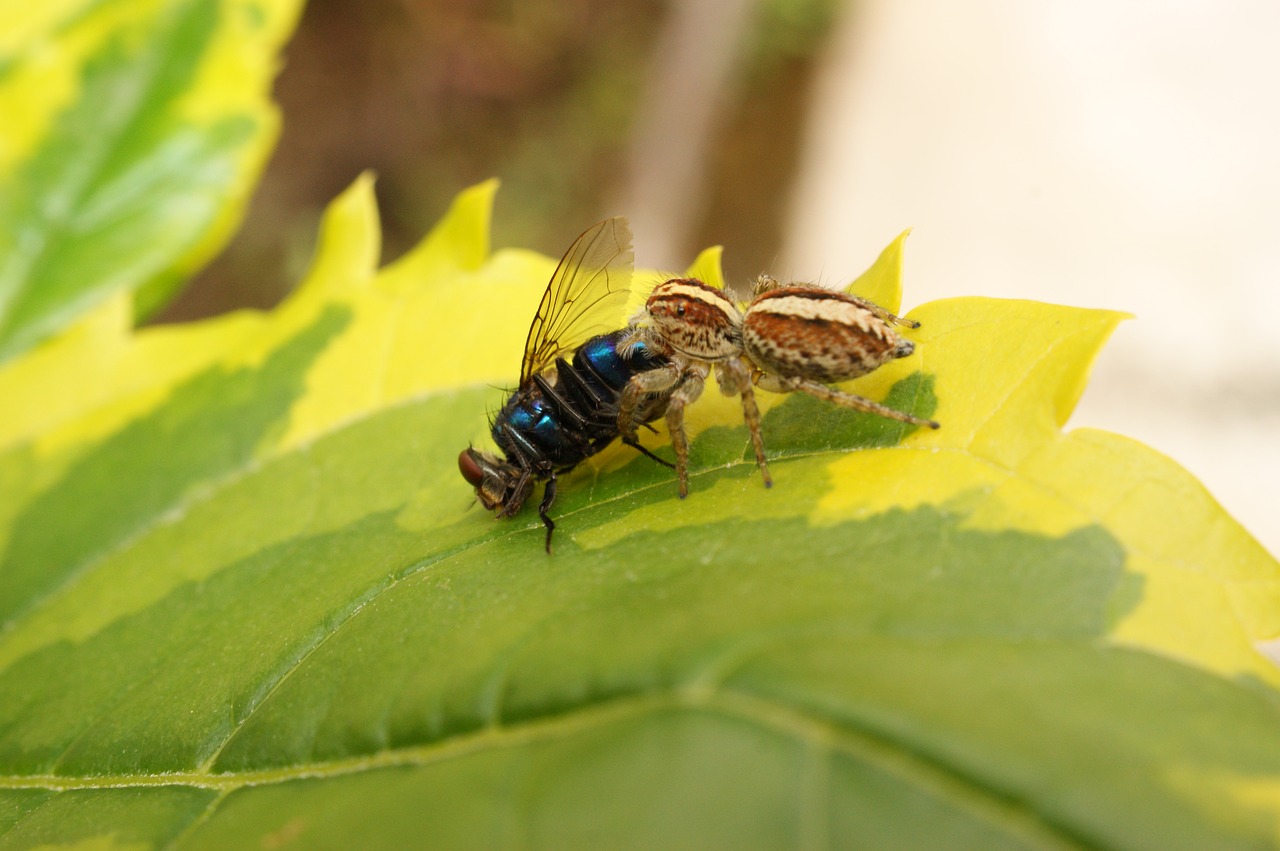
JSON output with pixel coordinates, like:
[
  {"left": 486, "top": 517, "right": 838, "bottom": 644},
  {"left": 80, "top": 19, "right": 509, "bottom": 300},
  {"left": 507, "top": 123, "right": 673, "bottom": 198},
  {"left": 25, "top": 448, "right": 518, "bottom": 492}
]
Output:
[{"left": 495, "top": 389, "right": 578, "bottom": 465}]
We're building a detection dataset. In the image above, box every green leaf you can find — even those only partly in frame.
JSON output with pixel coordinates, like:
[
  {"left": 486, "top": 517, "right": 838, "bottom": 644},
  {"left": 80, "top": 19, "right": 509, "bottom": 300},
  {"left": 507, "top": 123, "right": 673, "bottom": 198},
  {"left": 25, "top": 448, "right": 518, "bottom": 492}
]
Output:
[
  {"left": 0, "top": 0, "right": 305, "bottom": 364},
  {"left": 1, "top": 178, "right": 1279, "bottom": 849}
]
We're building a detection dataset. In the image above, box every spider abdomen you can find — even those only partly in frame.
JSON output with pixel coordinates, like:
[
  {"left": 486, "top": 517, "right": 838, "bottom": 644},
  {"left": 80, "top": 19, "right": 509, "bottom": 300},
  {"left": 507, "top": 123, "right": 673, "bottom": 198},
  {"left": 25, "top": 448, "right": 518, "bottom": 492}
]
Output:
[{"left": 743, "top": 287, "right": 912, "bottom": 384}]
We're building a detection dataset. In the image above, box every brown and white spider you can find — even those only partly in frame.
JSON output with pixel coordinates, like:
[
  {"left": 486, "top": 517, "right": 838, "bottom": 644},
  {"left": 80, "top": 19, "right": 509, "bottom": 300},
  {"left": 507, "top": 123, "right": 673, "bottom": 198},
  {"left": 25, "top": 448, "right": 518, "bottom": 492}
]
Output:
[{"left": 618, "top": 274, "right": 938, "bottom": 497}]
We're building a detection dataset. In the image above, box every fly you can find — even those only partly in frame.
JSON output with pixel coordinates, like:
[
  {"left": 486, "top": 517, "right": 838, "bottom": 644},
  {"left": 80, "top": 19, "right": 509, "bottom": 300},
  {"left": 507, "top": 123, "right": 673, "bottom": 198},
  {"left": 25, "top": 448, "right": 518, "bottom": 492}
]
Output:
[{"left": 459, "top": 217, "right": 676, "bottom": 553}]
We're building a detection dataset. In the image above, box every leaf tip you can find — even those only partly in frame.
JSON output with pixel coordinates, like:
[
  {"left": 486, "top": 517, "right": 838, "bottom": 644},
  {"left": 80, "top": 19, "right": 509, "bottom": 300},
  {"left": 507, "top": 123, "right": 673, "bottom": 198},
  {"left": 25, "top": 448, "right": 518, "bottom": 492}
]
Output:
[
  {"left": 848, "top": 229, "right": 914, "bottom": 315},
  {"left": 302, "top": 172, "right": 383, "bottom": 290},
  {"left": 685, "top": 245, "right": 726, "bottom": 291},
  {"left": 388, "top": 180, "right": 500, "bottom": 281}
]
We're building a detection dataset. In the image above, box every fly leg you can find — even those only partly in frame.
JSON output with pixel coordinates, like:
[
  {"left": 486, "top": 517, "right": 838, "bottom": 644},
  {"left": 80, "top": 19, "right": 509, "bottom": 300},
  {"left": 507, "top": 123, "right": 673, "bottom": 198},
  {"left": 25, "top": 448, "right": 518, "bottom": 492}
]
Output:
[
  {"left": 492, "top": 425, "right": 538, "bottom": 517},
  {"left": 622, "top": 437, "right": 675, "bottom": 468},
  {"left": 533, "top": 370, "right": 596, "bottom": 457},
  {"left": 554, "top": 359, "right": 671, "bottom": 467},
  {"left": 539, "top": 473, "right": 558, "bottom": 554}
]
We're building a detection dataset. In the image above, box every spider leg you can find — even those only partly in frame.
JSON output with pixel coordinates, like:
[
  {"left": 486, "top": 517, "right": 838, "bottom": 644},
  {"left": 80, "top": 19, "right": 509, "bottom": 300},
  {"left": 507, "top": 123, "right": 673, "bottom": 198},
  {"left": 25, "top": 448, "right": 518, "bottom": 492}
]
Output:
[
  {"left": 717, "top": 357, "right": 772, "bottom": 489},
  {"left": 662, "top": 364, "right": 709, "bottom": 498},
  {"left": 762, "top": 374, "right": 939, "bottom": 429}
]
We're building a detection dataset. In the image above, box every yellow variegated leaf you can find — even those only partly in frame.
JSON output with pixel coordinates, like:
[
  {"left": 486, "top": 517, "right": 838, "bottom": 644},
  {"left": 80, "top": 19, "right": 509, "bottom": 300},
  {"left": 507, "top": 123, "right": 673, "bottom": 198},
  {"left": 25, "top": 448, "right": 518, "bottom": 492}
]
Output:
[
  {"left": 1, "top": 178, "right": 1278, "bottom": 849},
  {"left": 0, "top": 0, "right": 304, "bottom": 364}
]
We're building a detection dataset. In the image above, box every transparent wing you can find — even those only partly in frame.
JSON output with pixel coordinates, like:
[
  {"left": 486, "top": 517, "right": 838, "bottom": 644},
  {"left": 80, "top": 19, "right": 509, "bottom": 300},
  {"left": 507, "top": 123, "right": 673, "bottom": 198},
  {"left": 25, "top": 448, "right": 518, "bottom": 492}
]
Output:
[{"left": 521, "top": 217, "right": 634, "bottom": 383}]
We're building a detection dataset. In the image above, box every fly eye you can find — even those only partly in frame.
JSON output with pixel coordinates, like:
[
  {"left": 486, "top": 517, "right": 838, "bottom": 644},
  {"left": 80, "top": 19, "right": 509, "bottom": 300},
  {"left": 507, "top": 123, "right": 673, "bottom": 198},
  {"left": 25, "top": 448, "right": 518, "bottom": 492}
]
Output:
[{"left": 458, "top": 450, "right": 487, "bottom": 487}]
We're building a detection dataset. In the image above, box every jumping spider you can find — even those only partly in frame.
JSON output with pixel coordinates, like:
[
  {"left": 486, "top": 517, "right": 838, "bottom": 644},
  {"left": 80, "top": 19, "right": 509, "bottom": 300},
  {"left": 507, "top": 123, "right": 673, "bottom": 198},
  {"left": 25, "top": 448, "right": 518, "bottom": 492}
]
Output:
[{"left": 619, "top": 274, "right": 939, "bottom": 496}]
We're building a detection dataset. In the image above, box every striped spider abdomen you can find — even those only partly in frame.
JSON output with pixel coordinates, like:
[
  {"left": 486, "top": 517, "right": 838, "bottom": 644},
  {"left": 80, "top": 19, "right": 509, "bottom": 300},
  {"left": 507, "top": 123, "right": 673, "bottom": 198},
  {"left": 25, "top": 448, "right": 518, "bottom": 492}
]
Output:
[{"left": 743, "top": 279, "right": 939, "bottom": 430}]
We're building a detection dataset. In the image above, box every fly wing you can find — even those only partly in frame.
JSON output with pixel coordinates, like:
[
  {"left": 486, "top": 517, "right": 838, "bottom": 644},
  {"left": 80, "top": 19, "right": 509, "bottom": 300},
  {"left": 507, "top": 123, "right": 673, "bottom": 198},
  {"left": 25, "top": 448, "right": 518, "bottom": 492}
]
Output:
[{"left": 520, "top": 217, "right": 634, "bottom": 384}]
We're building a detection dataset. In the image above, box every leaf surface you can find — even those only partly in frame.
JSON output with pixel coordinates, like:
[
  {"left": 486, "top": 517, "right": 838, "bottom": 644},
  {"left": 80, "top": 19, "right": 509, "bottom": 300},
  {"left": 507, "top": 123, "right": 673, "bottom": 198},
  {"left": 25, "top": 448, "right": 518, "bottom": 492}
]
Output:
[{"left": 1, "top": 184, "right": 1278, "bottom": 850}]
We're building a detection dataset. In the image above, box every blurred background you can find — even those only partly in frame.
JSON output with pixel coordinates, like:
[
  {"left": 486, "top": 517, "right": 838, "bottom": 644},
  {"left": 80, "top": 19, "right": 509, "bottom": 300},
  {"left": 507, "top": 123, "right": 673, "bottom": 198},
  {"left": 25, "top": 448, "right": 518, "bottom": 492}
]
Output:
[{"left": 157, "top": 0, "right": 1279, "bottom": 556}]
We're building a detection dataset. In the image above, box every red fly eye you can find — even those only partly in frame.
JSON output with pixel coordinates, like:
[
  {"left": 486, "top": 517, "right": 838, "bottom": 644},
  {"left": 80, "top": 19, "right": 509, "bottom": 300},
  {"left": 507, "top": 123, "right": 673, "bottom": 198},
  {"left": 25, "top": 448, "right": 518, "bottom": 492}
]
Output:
[{"left": 458, "top": 450, "right": 486, "bottom": 487}]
